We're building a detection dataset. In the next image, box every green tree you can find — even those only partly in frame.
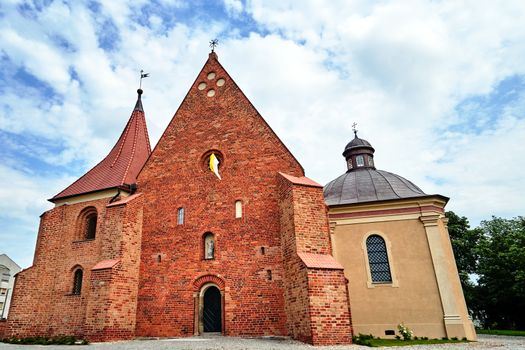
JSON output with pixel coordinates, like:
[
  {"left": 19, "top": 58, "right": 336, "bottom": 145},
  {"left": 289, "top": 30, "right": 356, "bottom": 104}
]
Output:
[{"left": 476, "top": 216, "right": 525, "bottom": 330}]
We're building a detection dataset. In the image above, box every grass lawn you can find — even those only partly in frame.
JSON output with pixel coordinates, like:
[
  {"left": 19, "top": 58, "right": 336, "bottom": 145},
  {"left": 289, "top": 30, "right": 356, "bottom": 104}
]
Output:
[
  {"left": 477, "top": 329, "right": 525, "bottom": 337},
  {"left": 353, "top": 335, "right": 468, "bottom": 347}
]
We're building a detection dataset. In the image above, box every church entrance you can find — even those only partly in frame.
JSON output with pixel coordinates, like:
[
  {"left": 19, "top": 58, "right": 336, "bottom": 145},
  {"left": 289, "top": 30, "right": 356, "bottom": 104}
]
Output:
[{"left": 203, "top": 286, "right": 222, "bottom": 332}]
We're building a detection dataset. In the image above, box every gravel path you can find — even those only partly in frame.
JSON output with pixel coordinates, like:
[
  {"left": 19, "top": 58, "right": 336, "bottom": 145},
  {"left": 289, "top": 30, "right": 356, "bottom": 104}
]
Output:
[{"left": 0, "top": 334, "right": 523, "bottom": 350}]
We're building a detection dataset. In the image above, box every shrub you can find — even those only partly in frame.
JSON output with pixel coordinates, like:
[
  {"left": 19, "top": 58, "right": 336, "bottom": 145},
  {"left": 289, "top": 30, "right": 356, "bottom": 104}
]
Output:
[
  {"left": 1, "top": 335, "right": 88, "bottom": 345},
  {"left": 397, "top": 323, "right": 413, "bottom": 340}
]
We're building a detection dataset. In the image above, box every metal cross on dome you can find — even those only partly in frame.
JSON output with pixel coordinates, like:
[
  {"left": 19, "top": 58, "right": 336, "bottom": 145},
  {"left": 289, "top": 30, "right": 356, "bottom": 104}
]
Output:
[
  {"left": 352, "top": 122, "right": 358, "bottom": 136},
  {"left": 209, "top": 39, "right": 219, "bottom": 52}
]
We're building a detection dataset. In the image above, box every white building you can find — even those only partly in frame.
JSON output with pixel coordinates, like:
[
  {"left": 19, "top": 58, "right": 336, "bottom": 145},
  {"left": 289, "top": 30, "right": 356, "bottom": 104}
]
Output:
[{"left": 0, "top": 254, "right": 21, "bottom": 319}]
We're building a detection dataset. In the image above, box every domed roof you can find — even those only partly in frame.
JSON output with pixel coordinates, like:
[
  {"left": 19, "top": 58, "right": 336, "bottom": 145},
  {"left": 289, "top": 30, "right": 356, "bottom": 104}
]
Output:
[
  {"left": 344, "top": 136, "right": 373, "bottom": 152},
  {"left": 324, "top": 168, "right": 426, "bottom": 206}
]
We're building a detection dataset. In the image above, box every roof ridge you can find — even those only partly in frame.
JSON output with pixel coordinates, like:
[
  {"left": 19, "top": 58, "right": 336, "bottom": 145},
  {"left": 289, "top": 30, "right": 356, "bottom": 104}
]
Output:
[
  {"left": 110, "top": 111, "right": 134, "bottom": 168},
  {"left": 365, "top": 168, "right": 380, "bottom": 200},
  {"left": 375, "top": 169, "right": 402, "bottom": 199},
  {"left": 121, "top": 110, "right": 140, "bottom": 185}
]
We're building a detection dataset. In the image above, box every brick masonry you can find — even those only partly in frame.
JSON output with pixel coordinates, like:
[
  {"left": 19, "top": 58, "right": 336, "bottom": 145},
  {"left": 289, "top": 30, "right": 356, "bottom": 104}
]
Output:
[
  {"left": 5, "top": 53, "right": 353, "bottom": 345},
  {"left": 278, "top": 175, "right": 352, "bottom": 345}
]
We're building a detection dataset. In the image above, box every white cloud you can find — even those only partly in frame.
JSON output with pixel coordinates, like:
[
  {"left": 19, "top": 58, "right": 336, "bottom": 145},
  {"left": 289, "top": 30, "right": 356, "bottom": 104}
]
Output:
[
  {"left": 1, "top": 0, "right": 525, "bottom": 267},
  {"left": 223, "top": 0, "right": 244, "bottom": 16}
]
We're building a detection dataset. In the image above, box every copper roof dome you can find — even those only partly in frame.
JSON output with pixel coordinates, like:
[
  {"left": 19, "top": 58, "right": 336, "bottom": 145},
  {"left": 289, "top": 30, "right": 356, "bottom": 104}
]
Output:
[
  {"left": 324, "top": 130, "right": 427, "bottom": 206},
  {"left": 324, "top": 168, "right": 426, "bottom": 205}
]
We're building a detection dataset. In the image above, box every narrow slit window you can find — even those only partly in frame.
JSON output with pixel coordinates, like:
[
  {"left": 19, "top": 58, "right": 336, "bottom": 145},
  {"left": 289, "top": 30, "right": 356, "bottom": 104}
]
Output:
[
  {"left": 267, "top": 270, "right": 272, "bottom": 281},
  {"left": 235, "top": 200, "right": 242, "bottom": 218},
  {"left": 177, "top": 207, "right": 184, "bottom": 225},
  {"left": 72, "top": 269, "right": 83, "bottom": 295},
  {"left": 366, "top": 235, "right": 392, "bottom": 283}
]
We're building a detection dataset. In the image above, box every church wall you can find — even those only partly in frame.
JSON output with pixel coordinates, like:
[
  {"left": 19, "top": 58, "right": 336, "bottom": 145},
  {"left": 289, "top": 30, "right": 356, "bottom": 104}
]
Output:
[
  {"left": 134, "top": 54, "right": 303, "bottom": 338},
  {"left": 5, "top": 195, "right": 139, "bottom": 339},
  {"left": 6, "top": 200, "right": 103, "bottom": 338},
  {"left": 278, "top": 178, "right": 313, "bottom": 343},
  {"left": 307, "top": 268, "right": 352, "bottom": 345},
  {"left": 278, "top": 176, "right": 352, "bottom": 345},
  {"left": 331, "top": 216, "right": 447, "bottom": 339},
  {"left": 84, "top": 194, "right": 143, "bottom": 341}
]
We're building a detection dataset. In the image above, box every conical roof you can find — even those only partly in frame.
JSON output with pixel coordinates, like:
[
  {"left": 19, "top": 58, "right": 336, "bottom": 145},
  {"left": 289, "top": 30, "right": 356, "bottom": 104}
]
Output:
[{"left": 51, "top": 89, "right": 151, "bottom": 201}]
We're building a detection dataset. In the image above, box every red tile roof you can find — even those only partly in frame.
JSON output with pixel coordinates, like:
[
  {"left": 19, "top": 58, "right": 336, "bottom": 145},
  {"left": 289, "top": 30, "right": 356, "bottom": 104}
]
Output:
[
  {"left": 279, "top": 172, "right": 323, "bottom": 188},
  {"left": 51, "top": 90, "right": 151, "bottom": 201},
  {"left": 91, "top": 259, "right": 120, "bottom": 270},
  {"left": 298, "top": 252, "right": 344, "bottom": 270}
]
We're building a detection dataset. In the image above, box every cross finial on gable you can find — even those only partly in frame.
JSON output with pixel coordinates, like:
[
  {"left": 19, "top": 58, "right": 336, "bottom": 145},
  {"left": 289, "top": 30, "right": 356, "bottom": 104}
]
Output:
[{"left": 209, "top": 39, "right": 219, "bottom": 53}]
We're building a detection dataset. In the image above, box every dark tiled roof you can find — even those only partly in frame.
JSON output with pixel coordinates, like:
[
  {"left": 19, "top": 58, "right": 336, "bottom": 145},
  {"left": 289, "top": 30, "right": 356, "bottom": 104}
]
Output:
[
  {"left": 344, "top": 135, "right": 374, "bottom": 154},
  {"left": 51, "top": 92, "right": 151, "bottom": 201},
  {"left": 323, "top": 168, "right": 426, "bottom": 206}
]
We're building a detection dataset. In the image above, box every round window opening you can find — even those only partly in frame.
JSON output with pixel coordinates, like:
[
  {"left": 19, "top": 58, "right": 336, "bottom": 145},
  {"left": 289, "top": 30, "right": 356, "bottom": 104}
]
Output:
[{"left": 201, "top": 150, "right": 224, "bottom": 179}]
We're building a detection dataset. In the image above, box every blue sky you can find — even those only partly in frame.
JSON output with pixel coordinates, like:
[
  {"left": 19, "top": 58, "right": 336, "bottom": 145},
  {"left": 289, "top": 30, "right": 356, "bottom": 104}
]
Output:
[{"left": 1, "top": 0, "right": 525, "bottom": 268}]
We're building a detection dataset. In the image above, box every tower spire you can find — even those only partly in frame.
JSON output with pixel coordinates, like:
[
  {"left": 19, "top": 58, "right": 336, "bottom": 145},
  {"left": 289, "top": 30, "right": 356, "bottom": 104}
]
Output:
[
  {"left": 134, "top": 88, "right": 144, "bottom": 112},
  {"left": 135, "top": 70, "right": 149, "bottom": 112},
  {"left": 51, "top": 88, "right": 151, "bottom": 202}
]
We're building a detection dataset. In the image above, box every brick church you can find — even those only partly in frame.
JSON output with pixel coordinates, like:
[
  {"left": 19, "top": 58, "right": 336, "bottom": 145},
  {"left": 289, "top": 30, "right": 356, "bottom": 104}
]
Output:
[{"left": 4, "top": 51, "right": 475, "bottom": 345}]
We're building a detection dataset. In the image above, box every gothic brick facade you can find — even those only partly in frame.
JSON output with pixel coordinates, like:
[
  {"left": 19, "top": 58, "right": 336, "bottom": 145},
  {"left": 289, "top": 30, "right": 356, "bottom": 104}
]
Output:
[
  {"left": 6, "top": 50, "right": 474, "bottom": 344},
  {"left": 5, "top": 52, "right": 353, "bottom": 345}
]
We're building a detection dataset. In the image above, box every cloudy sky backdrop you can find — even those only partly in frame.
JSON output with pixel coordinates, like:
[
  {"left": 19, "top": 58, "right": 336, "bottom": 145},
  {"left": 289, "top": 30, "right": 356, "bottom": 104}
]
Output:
[{"left": 1, "top": 0, "right": 525, "bottom": 267}]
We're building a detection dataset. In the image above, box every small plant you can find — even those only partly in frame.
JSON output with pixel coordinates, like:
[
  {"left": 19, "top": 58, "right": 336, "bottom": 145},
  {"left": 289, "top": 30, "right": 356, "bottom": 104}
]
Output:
[
  {"left": 395, "top": 335, "right": 401, "bottom": 340},
  {"left": 352, "top": 333, "right": 374, "bottom": 346},
  {"left": 1, "top": 335, "right": 88, "bottom": 345},
  {"left": 397, "top": 323, "right": 413, "bottom": 340}
]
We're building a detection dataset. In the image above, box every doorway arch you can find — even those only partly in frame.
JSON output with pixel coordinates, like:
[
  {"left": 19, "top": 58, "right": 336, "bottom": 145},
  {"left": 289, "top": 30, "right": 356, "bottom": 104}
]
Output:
[
  {"left": 203, "top": 285, "right": 222, "bottom": 332},
  {"left": 193, "top": 277, "right": 225, "bottom": 335}
]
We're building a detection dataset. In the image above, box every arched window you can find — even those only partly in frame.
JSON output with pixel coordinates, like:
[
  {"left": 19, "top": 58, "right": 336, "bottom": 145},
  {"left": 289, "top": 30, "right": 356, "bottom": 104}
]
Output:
[
  {"left": 366, "top": 235, "right": 392, "bottom": 283},
  {"left": 72, "top": 268, "right": 83, "bottom": 295},
  {"left": 77, "top": 207, "right": 97, "bottom": 240},
  {"left": 235, "top": 200, "right": 242, "bottom": 218},
  {"left": 85, "top": 213, "right": 97, "bottom": 239},
  {"left": 204, "top": 233, "right": 215, "bottom": 260}
]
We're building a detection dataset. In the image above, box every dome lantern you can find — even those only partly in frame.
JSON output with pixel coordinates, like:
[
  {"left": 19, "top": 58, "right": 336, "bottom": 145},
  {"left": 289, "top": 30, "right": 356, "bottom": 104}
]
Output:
[{"left": 342, "top": 128, "right": 375, "bottom": 171}]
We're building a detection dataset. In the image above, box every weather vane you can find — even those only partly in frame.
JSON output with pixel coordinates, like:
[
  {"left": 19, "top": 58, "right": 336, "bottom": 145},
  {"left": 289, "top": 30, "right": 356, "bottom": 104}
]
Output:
[
  {"left": 209, "top": 38, "right": 219, "bottom": 53},
  {"left": 139, "top": 69, "right": 149, "bottom": 89},
  {"left": 352, "top": 122, "right": 358, "bottom": 136}
]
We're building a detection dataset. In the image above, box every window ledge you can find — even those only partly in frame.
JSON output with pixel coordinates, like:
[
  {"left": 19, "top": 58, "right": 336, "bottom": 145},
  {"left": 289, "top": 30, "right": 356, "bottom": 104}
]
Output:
[
  {"left": 367, "top": 281, "right": 399, "bottom": 288},
  {"left": 72, "top": 238, "right": 95, "bottom": 243}
]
